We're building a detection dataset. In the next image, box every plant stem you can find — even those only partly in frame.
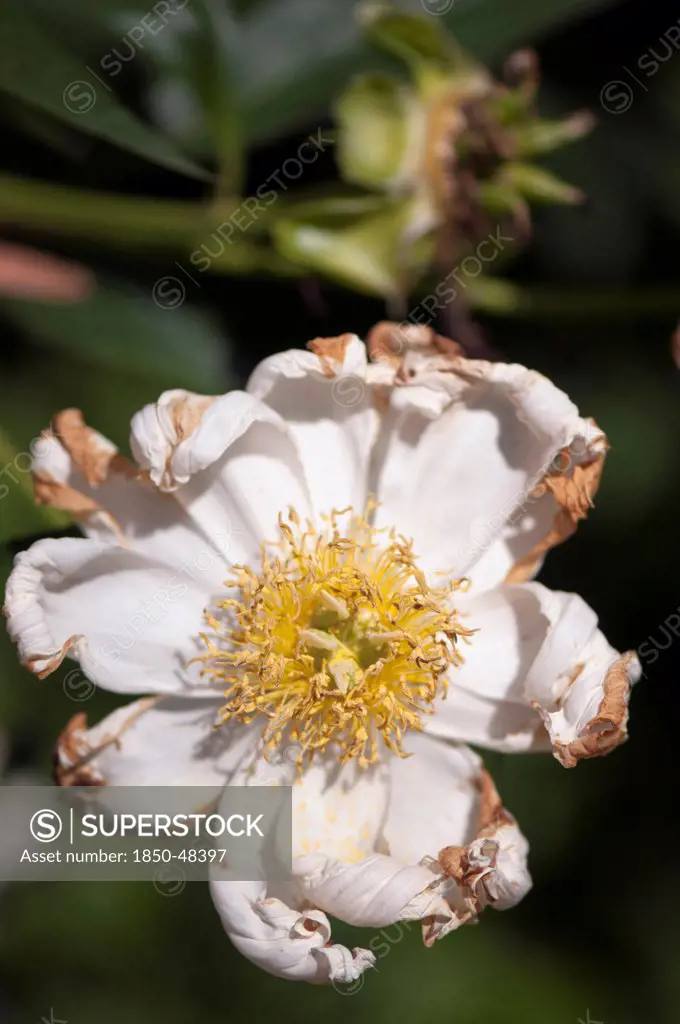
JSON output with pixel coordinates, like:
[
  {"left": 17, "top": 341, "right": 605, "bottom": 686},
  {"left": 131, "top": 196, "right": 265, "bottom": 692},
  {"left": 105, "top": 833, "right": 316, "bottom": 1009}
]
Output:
[
  {"left": 0, "top": 176, "right": 302, "bottom": 276},
  {"left": 468, "top": 278, "right": 680, "bottom": 319}
]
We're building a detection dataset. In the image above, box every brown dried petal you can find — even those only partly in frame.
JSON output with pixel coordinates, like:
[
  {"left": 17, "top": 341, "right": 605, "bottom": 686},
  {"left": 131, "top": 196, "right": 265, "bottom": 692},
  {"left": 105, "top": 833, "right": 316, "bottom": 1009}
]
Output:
[{"left": 307, "top": 334, "right": 355, "bottom": 377}]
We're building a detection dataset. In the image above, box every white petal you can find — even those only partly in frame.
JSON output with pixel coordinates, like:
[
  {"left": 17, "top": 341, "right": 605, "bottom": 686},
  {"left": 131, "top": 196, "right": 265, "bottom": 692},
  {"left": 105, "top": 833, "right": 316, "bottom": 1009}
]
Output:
[
  {"left": 281, "top": 743, "right": 466, "bottom": 945},
  {"left": 437, "top": 764, "right": 531, "bottom": 916},
  {"left": 440, "top": 824, "right": 531, "bottom": 915},
  {"left": 473, "top": 421, "right": 607, "bottom": 590},
  {"left": 4, "top": 537, "right": 217, "bottom": 695},
  {"left": 229, "top": 735, "right": 531, "bottom": 950},
  {"left": 293, "top": 851, "right": 456, "bottom": 941},
  {"left": 32, "top": 411, "right": 228, "bottom": 587},
  {"left": 382, "top": 732, "right": 531, "bottom": 920},
  {"left": 130, "top": 389, "right": 312, "bottom": 563},
  {"left": 535, "top": 643, "right": 640, "bottom": 769},
  {"left": 226, "top": 749, "right": 390, "bottom": 864},
  {"left": 424, "top": 685, "right": 547, "bottom": 753},
  {"left": 129, "top": 389, "right": 217, "bottom": 490},
  {"left": 371, "top": 356, "right": 602, "bottom": 586},
  {"left": 247, "top": 336, "right": 380, "bottom": 517},
  {"left": 451, "top": 585, "right": 550, "bottom": 704},
  {"left": 209, "top": 877, "right": 376, "bottom": 983},
  {"left": 53, "top": 697, "right": 257, "bottom": 788},
  {"left": 381, "top": 731, "right": 481, "bottom": 864},
  {"left": 427, "top": 582, "right": 639, "bottom": 765},
  {"left": 291, "top": 759, "right": 389, "bottom": 863}
]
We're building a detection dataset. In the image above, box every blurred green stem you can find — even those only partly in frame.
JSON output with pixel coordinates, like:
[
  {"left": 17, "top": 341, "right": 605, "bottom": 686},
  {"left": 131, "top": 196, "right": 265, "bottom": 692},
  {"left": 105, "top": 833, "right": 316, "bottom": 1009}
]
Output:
[
  {"left": 469, "top": 278, "right": 680, "bottom": 319},
  {"left": 0, "top": 175, "right": 210, "bottom": 245},
  {"left": 0, "top": 176, "right": 301, "bottom": 276}
]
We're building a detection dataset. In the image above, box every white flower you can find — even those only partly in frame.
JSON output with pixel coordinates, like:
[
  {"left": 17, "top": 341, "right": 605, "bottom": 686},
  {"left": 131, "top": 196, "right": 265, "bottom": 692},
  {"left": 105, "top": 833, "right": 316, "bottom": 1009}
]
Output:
[{"left": 4, "top": 325, "right": 640, "bottom": 985}]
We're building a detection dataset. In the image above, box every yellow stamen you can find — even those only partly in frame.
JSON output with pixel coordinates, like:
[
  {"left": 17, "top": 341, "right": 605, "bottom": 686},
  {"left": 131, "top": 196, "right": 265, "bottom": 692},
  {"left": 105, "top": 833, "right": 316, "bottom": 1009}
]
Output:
[{"left": 196, "top": 505, "right": 472, "bottom": 768}]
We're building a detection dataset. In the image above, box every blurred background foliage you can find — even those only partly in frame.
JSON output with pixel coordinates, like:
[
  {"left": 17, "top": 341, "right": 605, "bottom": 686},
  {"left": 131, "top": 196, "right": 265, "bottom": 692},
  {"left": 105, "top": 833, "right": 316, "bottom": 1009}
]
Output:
[{"left": 0, "top": 0, "right": 679, "bottom": 1022}]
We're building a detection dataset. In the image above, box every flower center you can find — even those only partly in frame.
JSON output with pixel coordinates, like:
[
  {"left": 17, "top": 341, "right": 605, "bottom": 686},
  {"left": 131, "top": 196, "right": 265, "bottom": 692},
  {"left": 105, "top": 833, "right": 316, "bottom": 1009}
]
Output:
[{"left": 198, "top": 506, "right": 471, "bottom": 768}]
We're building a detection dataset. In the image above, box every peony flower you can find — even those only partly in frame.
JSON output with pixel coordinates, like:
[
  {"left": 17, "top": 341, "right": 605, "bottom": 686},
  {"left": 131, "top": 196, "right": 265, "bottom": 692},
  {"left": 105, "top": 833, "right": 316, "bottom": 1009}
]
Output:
[{"left": 4, "top": 324, "right": 639, "bottom": 985}]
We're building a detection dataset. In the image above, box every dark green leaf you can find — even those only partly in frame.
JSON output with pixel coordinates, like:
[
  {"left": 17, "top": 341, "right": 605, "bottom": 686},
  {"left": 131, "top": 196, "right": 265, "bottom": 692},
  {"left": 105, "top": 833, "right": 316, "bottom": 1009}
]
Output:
[
  {"left": 192, "top": 0, "right": 245, "bottom": 194},
  {"left": 2, "top": 281, "right": 232, "bottom": 392},
  {"left": 0, "top": 0, "right": 210, "bottom": 180}
]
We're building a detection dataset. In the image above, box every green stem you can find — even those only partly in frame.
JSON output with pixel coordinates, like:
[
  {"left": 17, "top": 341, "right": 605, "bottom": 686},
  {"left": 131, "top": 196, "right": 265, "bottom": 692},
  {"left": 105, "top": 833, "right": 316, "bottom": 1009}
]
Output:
[
  {"left": 0, "top": 176, "right": 302, "bottom": 277},
  {"left": 0, "top": 175, "right": 210, "bottom": 246},
  {"left": 468, "top": 278, "right": 680, "bottom": 319}
]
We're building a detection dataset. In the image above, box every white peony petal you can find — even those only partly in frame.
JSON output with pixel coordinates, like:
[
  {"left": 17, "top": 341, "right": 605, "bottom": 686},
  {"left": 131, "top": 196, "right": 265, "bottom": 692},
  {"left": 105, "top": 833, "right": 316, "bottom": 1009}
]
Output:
[
  {"left": 533, "top": 642, "right": 641, "bottom": 769},
  {"left": 130, "top": 389, "right": 312, "bottom": 562},
  {"left": 448, "top": 585, "right": 551, "bottom": 704},
  {"left": 437, "top": 766, "right": 531, "bottom": 916},
  {"left": 222, "top": 734, "right": 531, "bottom": 955},
  {"left": 427, "top": 582, "right": 639, "bottom": 765},
  {"left": 473, "top": 420, "right": 607, "bottom": 590},
  {"left": 291, "top": 758, "right": 389, "bottom": 864},
  {"left": 4, "top": 536, "right": 217, "bottom": 695},
  {"left": 382, "top": 732, "right": 531, "bottom": 924},
  {"left": 247, "top": 335, "right": 380, "bottom": 516},
  {"left": 31, "top": 409, "right": 229, "bottom": 586},
  {"left": 129, "top": 389, "right": 217, "bottom": 491},
  {"left": 381, "top": 732, "right": 482, "bottom": 864},
  {"left": 53, "top": 697, "right": 257, "bottom": 789},
  {"left": 292, "top": 851, "right": 457, "bottom": 943},
  {"left": 209, "top": 877, "right": 376, "bottom": 983},
  {"left": 369, "top": 337, "right": 604, "bottom": 587},
  {"left": 424, "top": 685, "right": 547, "bottom": 753}
]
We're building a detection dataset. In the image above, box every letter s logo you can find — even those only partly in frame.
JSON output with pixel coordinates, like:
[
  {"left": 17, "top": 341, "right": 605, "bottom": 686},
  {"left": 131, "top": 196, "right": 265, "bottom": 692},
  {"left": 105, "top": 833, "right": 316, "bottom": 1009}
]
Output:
[{"left": 30, "top": 809, "right": 63, "bottom": 843}]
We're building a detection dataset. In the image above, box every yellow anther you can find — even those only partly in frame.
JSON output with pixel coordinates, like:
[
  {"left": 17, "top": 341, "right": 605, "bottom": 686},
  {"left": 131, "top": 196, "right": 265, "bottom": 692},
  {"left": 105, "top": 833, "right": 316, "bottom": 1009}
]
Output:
[{"left": 196, "top": 506, "right": 473, "bottom": 767}]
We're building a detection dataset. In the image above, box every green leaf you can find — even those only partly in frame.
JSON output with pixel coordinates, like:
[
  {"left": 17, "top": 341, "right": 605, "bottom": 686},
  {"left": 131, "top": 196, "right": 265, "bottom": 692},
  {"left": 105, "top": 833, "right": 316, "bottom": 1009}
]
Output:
[
  {"left": 358, "top": 3, "right": 465, "bottom": 70},
  {"left": 0, "top": 0, "right": 210, "bottom": 180},
  {"left": 500, "top": 162, "right": 584, "bottom": 204},
  {"left": 507, "top": 112, "right": 595, "bottom": 157},
  {"left": 273, "top": 196, "right": 433, "bottom": 299},
  {"left": 476, "top": 180, "right": 526, "bottom": 217},
  {"left": 18, "top": 0, "right": 216, "bottom": 160},
  {"left": 189, "top": 0, "right": 245, "bottom": 193},
  {"left": 13, "top": 0, "right": 153, "bottom": 54},
  {"left": 270, "top": 193, "right": 394, "bottom": 220},
  {"left": 335, "top": 74, "right": 414, "bottom": 190},
  {"left": 235, "top": 0, "right": 370, "bottom": 143},
  {"left": 1, "top": 280, "right": 232, "bottom": 393}
]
